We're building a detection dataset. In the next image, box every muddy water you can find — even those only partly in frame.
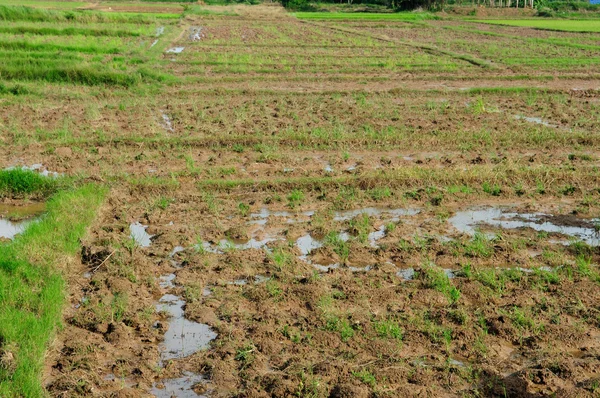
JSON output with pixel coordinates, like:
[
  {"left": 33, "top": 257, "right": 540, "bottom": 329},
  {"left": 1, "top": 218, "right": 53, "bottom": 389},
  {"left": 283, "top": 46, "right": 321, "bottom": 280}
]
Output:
[
  {"left": 248, "top": 208, "right": 314, "bottom": 225},
  {"left": 514, "top": 114, "right": 558, "bottom": 128},
  {"left": 0, "top": 203, "right": 45, "bottom": 240},
  {"left": 0, "top": 202, "right": 45, "bottom": 219},
  {"left": 151, "top": 371, "right": 208, "bottom": 398},
  {"left": 166, "top": 47, "right": 185, "bottom": 54},
  {"left": 333, "top": 207, "right": 419, "bottom": 221},
  {"left": 396, "top": 268, "right": 415, "bottom": 280},
  {"left": 449, "top": 207, "right": 600, "bottom": 245},
  {"left": 189, "top": 26, "right": 204, "bottom": 42},
  {"left": 160, "top": 112, "right": 174, "bottom": 132},
  {"left": 130, "top": 222, "right": 153, "bottom": 247},
  {"left": 156, "top": 294, "right": 217, "bottom": 361}
]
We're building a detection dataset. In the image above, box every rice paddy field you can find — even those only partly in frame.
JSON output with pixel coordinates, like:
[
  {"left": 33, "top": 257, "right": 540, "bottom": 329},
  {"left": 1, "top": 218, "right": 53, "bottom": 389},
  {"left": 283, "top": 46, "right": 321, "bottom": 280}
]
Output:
[{"left": 1, "top": 1, "right": 600, "bottom": 397}]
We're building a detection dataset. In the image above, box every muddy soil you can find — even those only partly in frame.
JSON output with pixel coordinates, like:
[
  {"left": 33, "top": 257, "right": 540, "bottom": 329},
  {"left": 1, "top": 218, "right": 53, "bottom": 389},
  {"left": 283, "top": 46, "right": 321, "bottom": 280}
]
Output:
[
  {"left": 1, "top": 4, "right": 599, "bottom": 397},
  {"left": 43, "top": 188, "right": 600, "bottom": 397}
]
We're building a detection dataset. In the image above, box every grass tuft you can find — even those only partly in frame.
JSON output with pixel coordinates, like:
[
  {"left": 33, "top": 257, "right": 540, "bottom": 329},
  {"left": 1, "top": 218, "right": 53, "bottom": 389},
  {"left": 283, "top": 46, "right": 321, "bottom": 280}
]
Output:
[{"left": 0, "top": 184, "right": 106, "bottom": 396}]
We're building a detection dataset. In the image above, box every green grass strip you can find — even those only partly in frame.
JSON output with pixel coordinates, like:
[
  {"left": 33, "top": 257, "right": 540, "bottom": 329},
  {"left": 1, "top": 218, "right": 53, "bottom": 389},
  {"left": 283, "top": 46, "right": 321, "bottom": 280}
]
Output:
[
  {"left": 0, "top": 25, "right": 142, "bottom": 37},
  {"left": 0, "top": 39, "right": 119, "bottom": 54},
  {"left": 0, "top": 169, "right": 70, "bottom": 198},
  {"left": 294, "top": 12, "right": 438, "bottom": 20},
  {"left": 0, "top": 184, "right": 106, "bottom": 397},
  {"left": 0, "top": 5, "right": 159, "bottom": 23},
  {"left": 473, "top": 19, "right": 600, "bottom": 33}
]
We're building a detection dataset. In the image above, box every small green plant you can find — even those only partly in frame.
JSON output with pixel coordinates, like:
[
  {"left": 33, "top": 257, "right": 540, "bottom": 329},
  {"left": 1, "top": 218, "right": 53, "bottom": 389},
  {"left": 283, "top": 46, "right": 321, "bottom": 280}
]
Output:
[
  {"left": 514, "top": 183, "right": 525, "bottom": 196},
  {"left": 368, "top": 186, "right": 391, "bottom": 201},
  {"left": 536, "top": 180, "right": 546, "bottom": 195},
  {"left": 348, "top": 214, "right": 371, "bottom": 244},
  {"left": 560, "top": 185, "right": 576, "bottom": 195},
  {"left": 287, "top": 189, "right": 304, "bottom": 209},
  {"left": 373, "top": 320, "right": 403, "bottom": 340},
  {"left": 324, "top": 232, "right": 349, "bottom": 262},
  {"left": 266, "top": 280, "right": 283, "bottom": 299},
  {"left": 269, "top": 247, "right": 293, "bottom": 271},
  {"left": 154, "top": 196, "right": 174, "bottom": 210},
  {"left": 422, "top": 262, "right": 461, "bottom": 304},
  {"left": 235, "top": 344, "right": 255, "bottom": 369},
  {"left": 482, "top": 182, "right": 501, "bottom": 196},
  {"left": 472, "top": 96, "right": 486, "bottom": 115},
  {"left": 238, "top": 202, "right": 250, "bottom": 216},
  {"left": 464, "top": 233, "right": 494, "bottom": 258},
  {"left": 352, "top": 370, "right": 376, "bottom": 387}
]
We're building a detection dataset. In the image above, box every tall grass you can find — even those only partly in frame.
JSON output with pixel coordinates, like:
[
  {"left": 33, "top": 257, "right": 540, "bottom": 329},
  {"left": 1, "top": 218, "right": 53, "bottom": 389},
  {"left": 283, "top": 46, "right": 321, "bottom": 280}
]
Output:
[
  {"left": 0, "top": 61, "right": 174, "bottom": 86},
  {"left": 0, "top": 26, "right": 142, "bottom": 37},
  {"left": 0, "top": 169, "right": 65, "bottom": 197},
  {"left": 0, "top": 184, "right": 106, "bottom": 397},
  {"left": 0, "top": 5, "right": 156, "bottom": 23},
  {"left": 0, "top": 39, "right": 119, "bottom": 54},
  {"left": 0, "top": 64, "right": 138, "bottom": 86}
]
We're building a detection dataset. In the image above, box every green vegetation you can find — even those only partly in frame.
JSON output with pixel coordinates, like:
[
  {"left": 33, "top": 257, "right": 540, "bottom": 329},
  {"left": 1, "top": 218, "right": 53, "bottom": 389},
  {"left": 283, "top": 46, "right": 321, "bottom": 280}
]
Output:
[
  {"left": 294, "top": 11, "right": 437, "bottom": 20},
  {"left": 0, "top": 184, "right": 106, "bottom": 396},
  {"left": 0, "top": 169, "right": 65, "bottom": 197},
  {"left": 475, "top": 19, "right": 600, "bottom": 33}
]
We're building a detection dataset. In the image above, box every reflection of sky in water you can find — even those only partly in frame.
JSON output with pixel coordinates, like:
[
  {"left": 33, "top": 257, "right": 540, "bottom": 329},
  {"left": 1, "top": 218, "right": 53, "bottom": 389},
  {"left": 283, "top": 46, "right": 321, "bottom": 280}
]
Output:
[{"left": 449, "top": 207, "right": 599, "bottom": 246}]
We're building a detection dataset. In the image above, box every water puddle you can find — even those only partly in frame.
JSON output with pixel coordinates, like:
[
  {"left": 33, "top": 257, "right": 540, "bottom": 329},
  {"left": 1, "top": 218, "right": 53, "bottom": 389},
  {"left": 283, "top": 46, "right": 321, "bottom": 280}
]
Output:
[
  {"left": 0, "top": 202, "right": 45, "bottom": 219},
  {"left": 349, "top": 265, "right": 372, "bottom": 272},
  {"left": 296, "top": 233, "right": 323, "bottom": 256},
  {"left": 324, "top": 164, "right": 334, "bottom": 173},
  {"left": 200, "top": 235, "right": 279, "bottom": 254},
  {"left": 313, "top": 263, "right": 340, "bottom": 272},
  {"left": 169, "top": 246, "right": 185, "bottom": 257},
  {"left": 160, "top": 112, "right": 174, "bottom": 132},
  {"left": 156, "top": 294, "right": 217, "bottom": 361},
  {"left": 248, "top": 208, "right": 314, "bottom": 225},
  {"left": 334, "top": 207, "right": 419, "bottom": 222},
  {"left": 0, "top": 203, "right": 44, "bottom": 240},
  {"left": 449, "top": 207, "right": 600, "bottom": 245},
  {"left": 150, "top": 39, "right": 159, "bottom": 48},
  {"left": 189, "top": 26, "right": 204, "bottom": 42},
  {"left": 367, "top": 225, "right": 386, "bottom": 247},
  {"left": 0, "top": 218, "right": 33, "bottom": 240},
  {"left": 514, "top": 114, "right": 558, "bottom": 128},
  {"left": 346, "top": 164, "right": 357, "bottom": 171},
  {"left": 166, "top": 47, "right": 185, "bottom": 54},
  {"left": 296, "top": 232, "right": 349, "bottom": 271},
  {"left": 159, "top": 274, "right": 176, "bottom": 289},
  {"left": 396, "top": 268, "right": 415, "bottom": 280},
  {"left": 155, "top": 26, "right": 164, "bottom": 37},
  {"left": 130, "top": 222, "right": 153, "bottom": 247},
  {"left": 104, "top": 373, "right": 135, "bottom": 388},
  {"left": 151, "top": 371, "right": 208, "bottom": 398}
]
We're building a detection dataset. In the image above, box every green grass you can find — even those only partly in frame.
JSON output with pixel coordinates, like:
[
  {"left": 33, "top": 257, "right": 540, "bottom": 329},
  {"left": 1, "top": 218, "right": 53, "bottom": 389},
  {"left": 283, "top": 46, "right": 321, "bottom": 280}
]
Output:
[
  {"left": 0, "top": 169, "right": 66, "bottom": 197},
  {"left": 0, "top": 0, "right": 87, "bottom": 10},
  {"left": 0, "top": 5, "right": 162, "bottom": 23},
  {"left": 0, "top": 25, "right": 143, "bottom": 37},
  {"left": 294, "top": 11, "right": 437, "bottom": 20},
  {"left": 474, "top": 19, "right": 600, "bottom": 32},
  {"left": 0, "top": 184, "right": 106, "bottom": 397}
]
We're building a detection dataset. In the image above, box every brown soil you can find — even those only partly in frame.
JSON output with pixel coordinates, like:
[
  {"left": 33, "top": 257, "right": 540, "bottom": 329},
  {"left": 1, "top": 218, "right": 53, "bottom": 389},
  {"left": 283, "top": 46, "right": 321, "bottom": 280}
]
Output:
[{"left": 1, "top": 4, "right": 599, "bottom": 397}]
